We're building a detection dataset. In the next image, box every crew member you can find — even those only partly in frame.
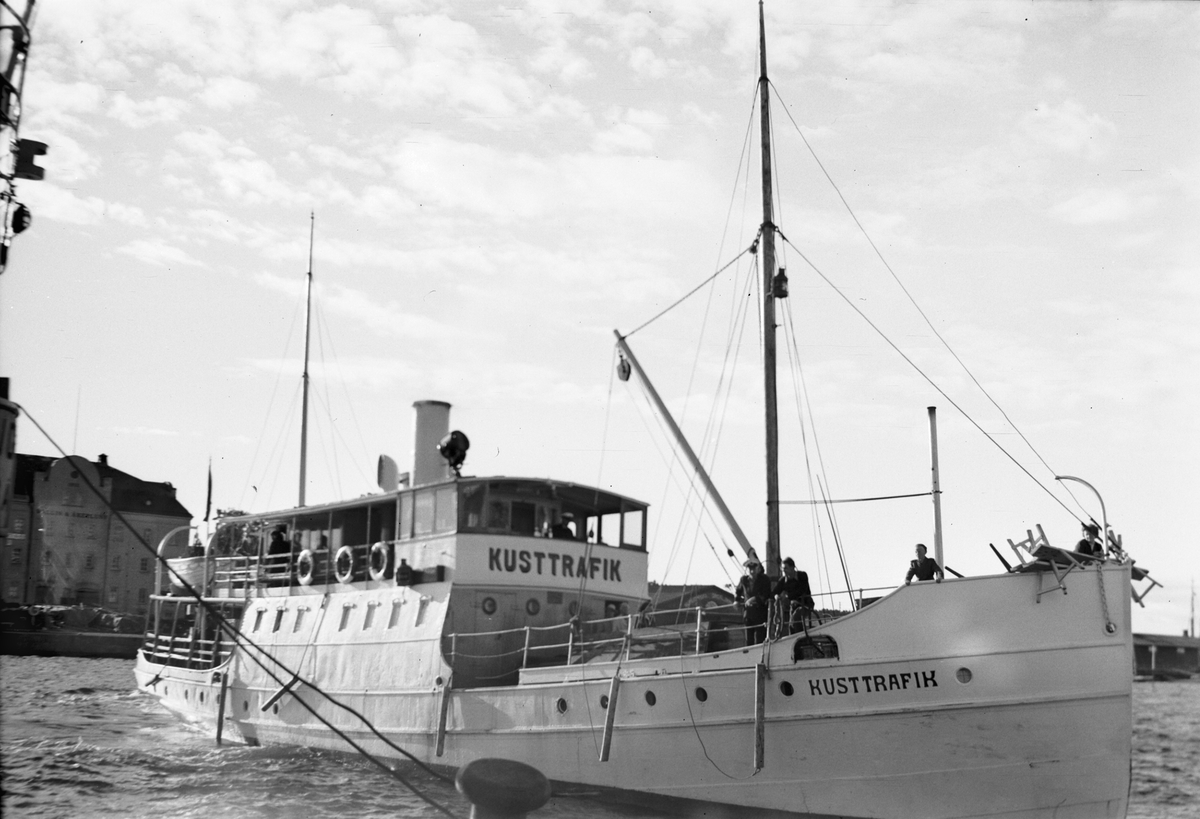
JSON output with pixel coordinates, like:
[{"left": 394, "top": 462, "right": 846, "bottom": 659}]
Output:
[
  {"left": 1076, "top": 523, "right": 1103, "bottom": 557},
  {"left": 773, "top": 556, "right": 814, "bottom": 633},
  {"left": 904, "top": 543, "right": 943, "bottom": 585},
  {"left": 736, "top": 559, "right": 772, "bottom": 645}
]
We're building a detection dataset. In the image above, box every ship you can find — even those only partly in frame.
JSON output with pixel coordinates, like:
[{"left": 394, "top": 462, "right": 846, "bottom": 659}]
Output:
[{"left": 135, "top": 6, "right": 1147, "bottom": 817}]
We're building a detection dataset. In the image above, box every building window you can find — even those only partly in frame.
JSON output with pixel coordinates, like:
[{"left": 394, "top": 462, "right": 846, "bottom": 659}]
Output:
[
  {"left": 140, "top": 558, "right": 150, "bottom": 573},
  {"left": 107, "top": 588, "right": 118, "bottom": 604},
  {"left": 137, "top": 588, "right": 148, "bottom": 602},
  {"left": 111, "top": 556, "right": 121, "bottom": 571},
  {"left": 84, "top": 553, "right": 95, "bottom": 570}
]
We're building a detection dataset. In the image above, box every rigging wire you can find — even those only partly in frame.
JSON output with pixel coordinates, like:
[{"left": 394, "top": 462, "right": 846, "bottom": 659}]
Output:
[
  {"left": 315, "top": 297, "right": 375, "bottom": 481},
  {"left": 779, "top": 300, "right": 836, "bottom": 598},
  {"left": 311, "top": 300, "right": 343, "bottom": 501},
  {"left": 255, "top": 383, "right": 302, "bottom": 511},
  {"left": 623, "top": 243, "right": 757, "bottom": 339},
  {"left": 658, "top": 260, "right": 759, "bottom": 584},
  {"left": 16, "top": 404, "right": 463, "bottom": 816},
  {"left": 780, "top": 235, "right": 1081, "bottom": 522},
  {"left": 240, "top": 286, "right": 306, "bottom": 509},
  {"left": 767, "top": 80, "right": 1088, "bottom": 519}
]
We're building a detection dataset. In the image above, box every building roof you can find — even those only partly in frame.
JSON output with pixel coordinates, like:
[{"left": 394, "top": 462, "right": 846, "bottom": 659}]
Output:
[
  {"left": 13, "top": 453, "right": 54, "bottom": 498},
  {"left": 648, "top": 583, "right": 736, "bottom": 610},
  {"left": 14, "top": 453, "right": 191, "bottom": 520},
  {"left": 1133, "top": 632, "right": 1200, "bottom": 649},
  {"left": 96, "top": 459, "right": 191, "bottom": 519}
]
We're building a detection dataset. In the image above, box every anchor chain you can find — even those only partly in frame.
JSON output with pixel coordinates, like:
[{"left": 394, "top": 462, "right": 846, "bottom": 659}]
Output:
[{"left": 1096, "top": 561, "right": 1116, "bottom": 634}]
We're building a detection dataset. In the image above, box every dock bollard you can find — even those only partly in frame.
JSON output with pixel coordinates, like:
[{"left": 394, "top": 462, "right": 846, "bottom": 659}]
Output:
[{"left": 455, "top": 758, "right": 551, "bottom": 819}]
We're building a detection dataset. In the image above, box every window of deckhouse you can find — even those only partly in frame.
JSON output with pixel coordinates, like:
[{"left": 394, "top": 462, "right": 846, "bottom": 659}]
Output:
[
  {"left": 295, "top": 513, "right": 329, "bottom": 552},
  {"left": 434, "top": 486, "right": 457, "bottom": 533},
  {"left": 511, "top": 501, "right": 540, "bottom": 536},
  {"left": 460, "top": 483, "right": 485, "bottom": 529},
  {"left": 399, "top": 493, "right": 413, "bottom": 540},
  {"left": 414, "top": 491, "right": 435, "bottom": 537},
  {"left": 332, "top": 507, "right": 368, "bottom": 550},
  {"left": 368, "top": 501, "right": 397, "bottom": 542},
  {"left": 623, "top": 509, "right": 645, "bottom": 548},
  {"left": 486, "top": 498, "right": 509, "bottom": 530}
]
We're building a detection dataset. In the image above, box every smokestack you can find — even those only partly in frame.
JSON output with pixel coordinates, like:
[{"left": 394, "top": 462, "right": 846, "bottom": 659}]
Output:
[{"left": 411, "top": 400, "right": 451, "bottom": 486}]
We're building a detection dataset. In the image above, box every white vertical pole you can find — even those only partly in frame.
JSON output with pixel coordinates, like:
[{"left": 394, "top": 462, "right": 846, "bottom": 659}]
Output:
[{"left": 928, "top": 407, "right": 944, "bottom": 570}]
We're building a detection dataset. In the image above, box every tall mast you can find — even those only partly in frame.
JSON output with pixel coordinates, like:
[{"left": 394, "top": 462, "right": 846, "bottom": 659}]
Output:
[
  {"left": 758, "top": 1, "right": 781, "bottom": 577},
  {"left": 298, "top": 212, "right": 314, "bottom": 507}
]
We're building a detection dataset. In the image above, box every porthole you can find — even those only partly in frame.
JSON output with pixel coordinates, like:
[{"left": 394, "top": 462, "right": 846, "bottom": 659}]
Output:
[
  {"left": 436, "top": 677, "right": 444, "bottom": 687},
  {"left": 556, "top": 698, "right": 568, "bottom": 714},
  {"left": 780, "top": 681, "right": 794, "bottom": 697},
  {"left": 526, "top": 598, "right": 541, "bottom": 616},
  {"left": 600, "top": 695, "right": 609, "bottom": 710},
  {"left": 481, "top": 596, "right": 497, "bottom": 616},
  {"left": 694, "top": 687, "right": 708, "bottom": 702},
  {"left": 956, "top": 667, "right": 973, "bottom": 684},
  {"left": 242, "top": 701, "right": 249, "bottom": 713},
  {"left": 644, "top": 691, "right": 656, "bottom": 706},
  {"left": 184, "top": 689, "right": 189, "bottom": 701},
  {"left": 199, "top": 691, "right": 205, "bottom": 704}
]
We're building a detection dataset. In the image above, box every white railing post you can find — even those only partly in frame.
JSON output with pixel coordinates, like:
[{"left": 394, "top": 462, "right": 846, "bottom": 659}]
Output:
[
  {"left": 695, "top": 606, "right": 703, "bottom": 654},
  {"left": 522, "top": 626, "right": 532, "bottom": 668}
]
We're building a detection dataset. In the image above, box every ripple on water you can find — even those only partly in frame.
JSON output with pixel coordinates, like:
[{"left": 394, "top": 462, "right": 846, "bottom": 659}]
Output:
[{"left": 3, "top": 657, "right": 1198, "bottom": 819}]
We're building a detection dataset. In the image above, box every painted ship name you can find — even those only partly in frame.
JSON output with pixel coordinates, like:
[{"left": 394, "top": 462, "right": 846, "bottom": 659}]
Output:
[
  {"left": 808, "top": 669, "right": 938, "bottom": 696},
  {"left": 487, "top": 547, "right": 622, "bottom": 581}
]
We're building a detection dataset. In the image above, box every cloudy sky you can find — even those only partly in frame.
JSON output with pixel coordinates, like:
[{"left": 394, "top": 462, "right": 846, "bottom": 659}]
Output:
[{"left": 3, "top": 0, "right": 1197, "bottom": 634}]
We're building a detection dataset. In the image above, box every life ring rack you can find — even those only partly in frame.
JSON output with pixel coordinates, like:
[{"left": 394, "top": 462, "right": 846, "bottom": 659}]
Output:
[
  {"left": 368, "top": 541, "right": 391, "bottom": 581},
  {"left": 295, "top": 549, "right": 317, "bottom": 586},
  {"left": 334, "top": 546, "right": 356, "bottom": 584}
]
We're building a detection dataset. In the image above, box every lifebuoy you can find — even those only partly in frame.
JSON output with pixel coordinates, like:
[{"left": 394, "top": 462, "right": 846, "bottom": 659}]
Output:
[
  {"left": 296, "top": 549, "right": 316, "bottom": 586},
  {"left": 334, "top": 545, "right": 355, "bottom": 584},
  {"left": 368, "top": 542, "right": 391, "bottom": 581}
]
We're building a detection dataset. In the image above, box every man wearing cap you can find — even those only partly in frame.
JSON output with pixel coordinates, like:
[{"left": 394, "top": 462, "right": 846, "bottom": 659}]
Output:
[
  {"left": 736, "top": 559, "right": 772, "bottom": 645},
  {"left": 773, "top": 557, "right": 814, "bottom": 633}
]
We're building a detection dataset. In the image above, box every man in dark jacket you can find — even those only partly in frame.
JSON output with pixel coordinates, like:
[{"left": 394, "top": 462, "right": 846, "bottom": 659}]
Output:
[
  {"left": 773, "top": 556, "right": 814, "bottom": 633},
  {"left": 736, "top": 559, "right": 772, "bottom": 644},
  {"left": 904, "top": 543, "right": 943, "bottom": 584}
]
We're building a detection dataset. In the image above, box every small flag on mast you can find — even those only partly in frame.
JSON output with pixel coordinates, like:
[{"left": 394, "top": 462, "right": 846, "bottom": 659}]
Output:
[{"left": 205, "top": 458, "right": 213, "bottom": 523}]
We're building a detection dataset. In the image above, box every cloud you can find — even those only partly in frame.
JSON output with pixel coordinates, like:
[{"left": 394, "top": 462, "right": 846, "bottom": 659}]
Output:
[
  {"left": 168, "top": 127, "right": 297, "bottom": 206},
  {"left": 110, "top": 426, "right": 180, "bottom": 437},
  {"left": 1019, "top": 100, "right": 1116, "bottom": 159},
  {"left": 253, "top": 272, "right": 462, "bottom": 342},
  {"left": 592, "top": 107, "right": 669, "bottom": 154},
  {"left": 20, "top": 184, "right": 147, "bottom": 226},
  {"left": 22, "top": 74, "right": 106, "bottom": 131},
  {"left": 108, "top": 93, "right": 191, "bottom": 128},
  {"left": 117, "top": 238, "right": 204, "bottom": 268},
  {"left": 200, "top": 76, "right": 261, "bottom": 110},
  {"left": 1048, "top": 188, "right": 1152, "bottom": 225}
]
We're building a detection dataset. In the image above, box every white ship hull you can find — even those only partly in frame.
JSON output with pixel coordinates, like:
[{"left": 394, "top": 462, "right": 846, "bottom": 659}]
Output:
[{"left": 136, "top": 563, "right": 1132, "bottom": 818}]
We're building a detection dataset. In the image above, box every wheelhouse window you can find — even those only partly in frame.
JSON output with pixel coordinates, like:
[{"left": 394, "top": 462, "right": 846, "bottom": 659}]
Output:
[
  {"left": 399, "top": 493, "right": 414, "bottom": 540},
  {"left": 434, "top": 486, "right": 457, "bottom": 532},
  {"left": 414, "top": 490, "right": 435, "bottom": 536},
  {"left": 457, "top": 478, "right": 647, "bottom": 550}
]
